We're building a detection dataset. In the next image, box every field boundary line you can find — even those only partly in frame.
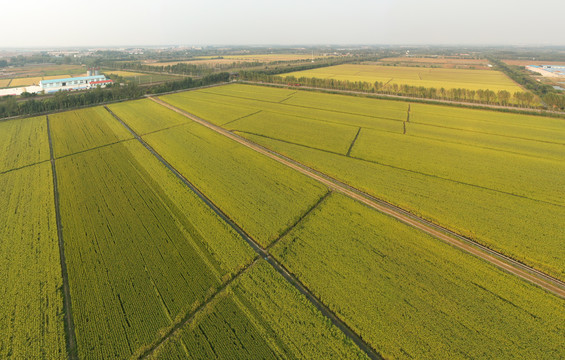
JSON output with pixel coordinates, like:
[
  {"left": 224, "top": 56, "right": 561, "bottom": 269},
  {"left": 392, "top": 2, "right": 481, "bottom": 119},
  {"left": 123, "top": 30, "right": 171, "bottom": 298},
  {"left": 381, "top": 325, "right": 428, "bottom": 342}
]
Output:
[
  {"left": 410, "top": 120, "right": 565, "bottom": 146},
  {"left": 267, "top": 190, "right": 332, "bottom": 251},
  {"left": 346, "top": 127, "right": 362, "bottom": 157},
  {"left": 222, "top": 110, "right": 263, "bottom": 127},
  {"left": 107, "top": 104, "right": 383, "bottom": 360},
  {"left": 232, "top": 130, "right": 346, "bottom": 156},
  {"left": 149, "top": 97, "right": 565, "bottom": 299},
  {"left": 0, "top": 159, "right": 50, "bottom": 176},
  {"left": 55, "top": 138, "right": 135, "bottom": 160},
  {"left": 46, "top": 115, "right": 78, "bottom": 360}
]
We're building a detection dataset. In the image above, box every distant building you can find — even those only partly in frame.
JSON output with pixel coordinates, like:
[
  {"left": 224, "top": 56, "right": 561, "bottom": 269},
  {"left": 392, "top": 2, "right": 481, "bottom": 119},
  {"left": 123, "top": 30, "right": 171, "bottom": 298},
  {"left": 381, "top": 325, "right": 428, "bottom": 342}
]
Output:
[
  {"left": 526, "top": 65, "right": 565, "bottom": 78},
  {"left": 39, "top": 75, "right": 113, "bottom": 93}
]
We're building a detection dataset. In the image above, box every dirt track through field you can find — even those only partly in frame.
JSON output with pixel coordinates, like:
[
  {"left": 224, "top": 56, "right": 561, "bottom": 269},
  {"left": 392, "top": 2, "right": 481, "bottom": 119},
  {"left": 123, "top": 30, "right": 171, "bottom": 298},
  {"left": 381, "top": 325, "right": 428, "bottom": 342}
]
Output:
[{"left": 150, "top": 96, "right": 565, "bottom": 299}]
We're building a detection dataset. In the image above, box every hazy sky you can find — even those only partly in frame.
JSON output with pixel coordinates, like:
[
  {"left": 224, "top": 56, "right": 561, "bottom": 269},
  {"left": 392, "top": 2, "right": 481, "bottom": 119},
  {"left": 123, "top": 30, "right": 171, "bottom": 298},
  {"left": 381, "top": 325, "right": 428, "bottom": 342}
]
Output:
[{"left": 1, "top": 0, "right": 563, "bottom": 47}]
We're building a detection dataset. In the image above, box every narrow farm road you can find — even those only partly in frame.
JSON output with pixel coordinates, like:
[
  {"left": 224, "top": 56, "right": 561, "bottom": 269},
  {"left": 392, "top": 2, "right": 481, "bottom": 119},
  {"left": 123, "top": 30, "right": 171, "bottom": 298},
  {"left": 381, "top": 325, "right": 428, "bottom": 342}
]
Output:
[{"left": 149, "top": 96, "right": 565, "bottom": 300}]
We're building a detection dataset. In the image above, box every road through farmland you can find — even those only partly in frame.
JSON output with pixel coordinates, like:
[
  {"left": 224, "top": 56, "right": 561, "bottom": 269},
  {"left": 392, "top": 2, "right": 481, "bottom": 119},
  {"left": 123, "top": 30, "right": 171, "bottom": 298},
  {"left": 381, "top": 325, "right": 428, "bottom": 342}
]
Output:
[{"left": 149, "top": 96, "right": 565, "bottom": 300}]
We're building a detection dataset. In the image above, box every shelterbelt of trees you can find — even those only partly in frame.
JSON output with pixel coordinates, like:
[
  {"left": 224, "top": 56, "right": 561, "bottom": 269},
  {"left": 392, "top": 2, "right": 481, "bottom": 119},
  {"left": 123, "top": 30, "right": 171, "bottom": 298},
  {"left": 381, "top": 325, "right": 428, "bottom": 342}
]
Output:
[
  {"left": 240, "top": 71, "right": 565, "bottom": 110},
  {"left": 0, "top": 73, "right": 230, "bottom": 119}
]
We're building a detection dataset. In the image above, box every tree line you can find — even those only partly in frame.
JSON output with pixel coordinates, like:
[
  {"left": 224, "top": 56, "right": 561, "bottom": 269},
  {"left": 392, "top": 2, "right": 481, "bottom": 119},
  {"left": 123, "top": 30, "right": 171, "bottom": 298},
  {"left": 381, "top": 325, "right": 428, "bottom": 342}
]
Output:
[
  {"left": 240, "top": 72, "right": 545, "bottom": 108},
  {"left": 0, "top": 73, "right": 230, "bottom": 119}
]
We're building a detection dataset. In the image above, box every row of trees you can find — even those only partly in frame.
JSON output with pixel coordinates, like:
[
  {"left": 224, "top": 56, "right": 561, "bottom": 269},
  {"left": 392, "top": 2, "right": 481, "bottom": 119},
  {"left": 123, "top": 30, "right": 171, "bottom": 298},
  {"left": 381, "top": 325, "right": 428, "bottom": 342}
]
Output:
[
  {"left": 240, "top": 72, "right": 541, "bottom": 108},
  {"left": 0, "top": 73, "right": 230, "bottom": 119}
]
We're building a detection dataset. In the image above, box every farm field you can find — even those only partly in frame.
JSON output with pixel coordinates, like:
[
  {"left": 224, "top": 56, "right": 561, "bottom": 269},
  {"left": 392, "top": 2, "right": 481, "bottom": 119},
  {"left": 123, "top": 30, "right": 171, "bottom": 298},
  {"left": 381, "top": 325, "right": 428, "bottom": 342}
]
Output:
[
  {"left": 0, "top": 163, "right": 67, "bottom": 359},
  {"left": 49, "top": 106, "right": 133, "bottom": 158},
  {"left": 101, "top": 69, "right": 145, "bottom": 77},
  {"left": 3, "top": 80, "right": 565, "bottom": 359},
  {"left": 380, "top": 56, "right": 489, "bottom": 65},
  {"left": 0, "top": 116, "right": 50, "bottom": 173},
  {"left": 159, "top": 83, "right": 565, "bottom": 279},
  {"left": 271, "top": 192, "right": 565, "bottom": 359},
  {"left": 144, "top": 54, "right": 326, "bottom": 67},
  {"left": 55, "top": 139, "right": 256, "bottom": 358},
  {"left": 0, "top": 79, "right": 11, "bottom": 87},
  {"left": 134, "top": 112, "right": 329, "bottom": 247},
  {"left": 107, "top": 99, "right": 190, "bottom": 135},
  {"left": 281, "top": 64, "right": 524, "bottom": 92},
  {"left": 8, "top": 76, "right": 43, "bottom": 87},
  {"left": 151, "top": 260, "right": 367, "bottom": 359}
]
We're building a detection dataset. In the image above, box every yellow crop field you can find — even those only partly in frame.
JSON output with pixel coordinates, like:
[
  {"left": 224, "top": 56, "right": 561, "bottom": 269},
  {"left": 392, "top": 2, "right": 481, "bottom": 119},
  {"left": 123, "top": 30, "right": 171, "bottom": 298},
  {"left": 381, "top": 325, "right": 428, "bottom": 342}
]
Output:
[
  {"left": 102, "top": 70, "right": 144, "bottom": 77},
  {"left": 42, "top": 75, "right": 73, "bottom": 80},
  {"left": 283, "top": 64, "right": 524, "bottom": 92},
  {"left": 144, "top": 54, "right": 326, "bottom": 67},
  {"left": 222, "top": 54, "right": 320, "bottom": 61},
  {"left": 0, "top": 79, "right": 11, "bottom": 87},
  {"left": 9, "top": 76, "right": 43, "bottom": 87}
]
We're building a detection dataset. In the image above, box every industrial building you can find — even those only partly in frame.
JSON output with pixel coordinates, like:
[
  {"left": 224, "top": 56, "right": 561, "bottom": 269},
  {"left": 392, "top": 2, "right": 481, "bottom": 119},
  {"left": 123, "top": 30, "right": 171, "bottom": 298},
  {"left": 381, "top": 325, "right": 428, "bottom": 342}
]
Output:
[
  {"left": 39, "top": 75, "right": 113, "bottom": 93},
  {"left": 526, "top": 65, "right": 565, "bottom": 78}
]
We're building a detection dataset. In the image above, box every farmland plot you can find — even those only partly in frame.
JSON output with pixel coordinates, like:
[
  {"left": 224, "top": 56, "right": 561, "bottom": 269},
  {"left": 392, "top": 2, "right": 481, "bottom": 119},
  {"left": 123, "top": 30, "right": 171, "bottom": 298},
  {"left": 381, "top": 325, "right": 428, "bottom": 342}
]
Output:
[
  {"left": 241, "top": 132, "right": 565, "bottom": 279},
  {"left": 227, "top": 110, "right": 359, "bottom": 154},
  {"left": 281, "top": 64, "right": 523, "bottom": 92},
  {"left": 143, "top": 122, "right": 328, "bottom": 247},
  {"left": 351, "top": 128, "right": 565, "bottom": 206},
  {"left": 406, "top": 122, "right": 565, "bottom": 161},
  {"left": 152, "top": 261, "right": 367, "bottom": 360},
  {"left": 0, "top": 163, "right": 66, "bottom": 359},
  {"left": 161, "top": 92, "right": 259, "bottom": 126},
  {"left": 272, "top": 193, "right": 565, "bottom": 359},
  {"left": 57, "top": 140, "right": 255, "bottom": 359},
  {"left": 171, "top": 86, "right": 406, "bottom": 132},
  {"left": 108, "top": 99, "right": 190, "bottom": 135},
  {"left": 49, "top": 107, "right": 133, "bottom": 158},
  {"left": 0, "top": 116, "right": 50, "bottom": 173},
  {"left": 410, "top": 103, "right": 565, "bottom": 144}
]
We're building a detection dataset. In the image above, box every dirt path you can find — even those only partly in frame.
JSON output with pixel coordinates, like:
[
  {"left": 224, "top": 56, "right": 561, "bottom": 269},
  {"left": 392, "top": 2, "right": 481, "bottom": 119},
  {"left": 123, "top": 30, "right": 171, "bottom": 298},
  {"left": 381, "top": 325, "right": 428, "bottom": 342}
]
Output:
[
  {"left": 46, "top": 115, "right": 78, "bottom": 360},
  {"left": 150, "top": 96, "right": 565, "bottom": 299}
]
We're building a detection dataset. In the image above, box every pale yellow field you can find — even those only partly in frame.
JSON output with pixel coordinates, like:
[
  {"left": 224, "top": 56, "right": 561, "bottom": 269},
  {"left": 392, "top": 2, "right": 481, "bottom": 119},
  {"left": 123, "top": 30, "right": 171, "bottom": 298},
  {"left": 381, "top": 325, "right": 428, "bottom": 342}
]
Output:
[
  {"left": 42, "top": 75, "right": 74, "bottom": 80},
  {"left": 0, "top": 79, "right": 11, "bottom": 88},
  {"left": 102, "top": 70, "right": 145, "bottom": 77},
  {"left": 144, "top": 54, "right": 327, "bottom": 67},
  {"left": 144, "top": 59, "right": 252, "bottom": 67},
  {"left": 222, "top": 54, "right": 321, "bottom": 61},
  {"left": 381, "top": 57, "right": 488, "bottom": 65},
  {"left": 9, "top": 77, "right": 43, "bottom": 87},
  {"left": 283, "top": 64, "right": 523, "bottom": 92}
]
